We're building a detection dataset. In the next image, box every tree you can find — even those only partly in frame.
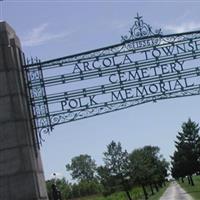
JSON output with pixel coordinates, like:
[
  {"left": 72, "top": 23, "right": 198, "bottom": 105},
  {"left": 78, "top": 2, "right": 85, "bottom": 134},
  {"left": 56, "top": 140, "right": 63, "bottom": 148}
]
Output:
[
  {"left": 171, "top": 150, "right": 186, "bottom": 182},
  {"left": 171, "top": 118, "right": 200, "bottom": 185},
  {"left": 98, "top": 141, "right": 133, "bottom": 200},
  {"left": 46, "top": 178, "right": 72, "bottom": 200},
  {"left": 129, "top": 146, "right": 169, "bottom": 199},
  {"left": 66, "top": 154, "right": 97, "bottom": 182}
]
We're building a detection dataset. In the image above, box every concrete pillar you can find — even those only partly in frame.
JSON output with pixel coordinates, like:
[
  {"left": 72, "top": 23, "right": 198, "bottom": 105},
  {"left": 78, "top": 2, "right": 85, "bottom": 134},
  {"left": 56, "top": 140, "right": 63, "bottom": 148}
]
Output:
[{"left": 0, "top": 22, "right": 48, "bottom": 200}]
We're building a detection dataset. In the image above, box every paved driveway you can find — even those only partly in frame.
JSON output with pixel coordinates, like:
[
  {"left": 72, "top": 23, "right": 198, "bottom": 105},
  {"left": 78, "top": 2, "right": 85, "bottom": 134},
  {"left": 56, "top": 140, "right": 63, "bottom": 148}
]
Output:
[{"left": 159, "top": 182, "right": 193, "bottom": 200}]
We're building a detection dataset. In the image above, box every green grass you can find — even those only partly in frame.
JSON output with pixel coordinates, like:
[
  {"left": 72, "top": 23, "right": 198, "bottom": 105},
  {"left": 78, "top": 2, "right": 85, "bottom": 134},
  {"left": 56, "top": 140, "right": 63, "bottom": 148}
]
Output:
[
  {"left": 71, "top": 187, "right": 143, "bottom": 200},
  {"left": 179, "top": 176, "right": 200, "bottom": 200},
  {"left": 148, "top": 183, "right": 169, "bottom": 200},
  {"left": 70, "top": 183, "right": 169, "bottom": 200}
]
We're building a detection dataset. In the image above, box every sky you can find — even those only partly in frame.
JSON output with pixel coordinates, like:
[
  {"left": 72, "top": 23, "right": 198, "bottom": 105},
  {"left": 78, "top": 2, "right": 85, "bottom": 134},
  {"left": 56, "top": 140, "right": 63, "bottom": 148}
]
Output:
[{"left": 3, "top": 0, "right": 200, "bottom": 181}]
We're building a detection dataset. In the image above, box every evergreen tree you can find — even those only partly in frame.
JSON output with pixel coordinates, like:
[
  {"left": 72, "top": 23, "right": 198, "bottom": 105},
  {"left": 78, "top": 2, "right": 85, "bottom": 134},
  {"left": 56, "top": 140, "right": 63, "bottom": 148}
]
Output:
[{"left": 171, "top": 118, "right": 200, "bottom": 185}]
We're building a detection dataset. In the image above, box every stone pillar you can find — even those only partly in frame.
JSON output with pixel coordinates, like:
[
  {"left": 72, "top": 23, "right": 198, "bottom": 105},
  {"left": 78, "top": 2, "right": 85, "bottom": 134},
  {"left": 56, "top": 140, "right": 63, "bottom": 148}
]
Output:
[{"left": 0, "top": 22, "right": 48, "bottom": 200}]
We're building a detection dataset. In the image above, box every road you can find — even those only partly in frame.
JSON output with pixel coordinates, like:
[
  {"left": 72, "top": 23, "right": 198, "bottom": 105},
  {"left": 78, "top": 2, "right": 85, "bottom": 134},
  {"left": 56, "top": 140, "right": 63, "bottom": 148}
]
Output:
[{"left": 159, "top": 182, "right": 193, "bottom": 200}]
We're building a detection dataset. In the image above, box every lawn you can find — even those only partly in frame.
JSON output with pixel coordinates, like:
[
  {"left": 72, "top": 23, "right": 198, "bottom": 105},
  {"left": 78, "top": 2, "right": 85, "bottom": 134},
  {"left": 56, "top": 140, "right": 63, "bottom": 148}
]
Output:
[
  {"left": 148, "top": 184, "right": 169, "bottom": 200},
  {"left": 70, "top": 183, "right": 169, "bottom": 200},
  {"left": 179, "top": 176, "right": 200, "bottom": 200}
]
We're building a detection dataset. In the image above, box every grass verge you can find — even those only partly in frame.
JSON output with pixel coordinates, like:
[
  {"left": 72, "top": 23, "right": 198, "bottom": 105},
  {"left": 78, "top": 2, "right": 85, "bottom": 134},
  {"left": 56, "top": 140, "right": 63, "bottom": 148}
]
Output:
[
  {"left": 70, "top": 183, "right": 169, "bottom": 200},
  {"left": 179, "top": 176, "right": 200, "bottom": 200},
  {"left": 148, "top": 183, "right": 169, "bottom": 200}
]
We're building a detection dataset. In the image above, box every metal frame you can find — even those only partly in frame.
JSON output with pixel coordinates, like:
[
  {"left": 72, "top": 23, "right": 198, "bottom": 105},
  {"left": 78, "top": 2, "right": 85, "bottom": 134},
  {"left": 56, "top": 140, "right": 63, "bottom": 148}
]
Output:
[{"left": 23, "top": 14, "right": 200, "bottom": 144}]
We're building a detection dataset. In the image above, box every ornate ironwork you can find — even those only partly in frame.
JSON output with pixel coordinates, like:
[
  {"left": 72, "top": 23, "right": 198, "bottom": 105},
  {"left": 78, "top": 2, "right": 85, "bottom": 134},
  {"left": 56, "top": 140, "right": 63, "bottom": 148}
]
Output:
[
  {"left": 23, "top": 14, "right": 200, "bottom": 144},
  {"left": 47, "top": 85, "right": 200, "bottom": 127},
  {"left": 121, "top": 13, "right": 162, "bottom": 42}
]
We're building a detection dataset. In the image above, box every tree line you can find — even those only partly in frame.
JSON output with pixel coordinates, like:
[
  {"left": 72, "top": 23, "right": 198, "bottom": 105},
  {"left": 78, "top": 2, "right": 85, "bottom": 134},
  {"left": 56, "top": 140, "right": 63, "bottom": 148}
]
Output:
[
  {"left": 171, "top": 118, "right": 200, "bottom": 185},
  {"left": 47, "top": 142, "right": 169, "bottom": 200}
]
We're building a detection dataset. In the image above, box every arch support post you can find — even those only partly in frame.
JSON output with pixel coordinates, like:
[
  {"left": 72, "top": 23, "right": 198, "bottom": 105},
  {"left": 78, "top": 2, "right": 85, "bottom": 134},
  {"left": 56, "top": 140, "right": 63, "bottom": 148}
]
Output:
[{"left": 0, "top": 22, "right": 48, "bottom": 200}]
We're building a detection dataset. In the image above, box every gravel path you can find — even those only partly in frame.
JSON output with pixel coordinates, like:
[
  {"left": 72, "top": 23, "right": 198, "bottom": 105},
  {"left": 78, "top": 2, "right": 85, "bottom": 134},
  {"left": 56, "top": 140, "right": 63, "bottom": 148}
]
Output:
[{"left": 159, "top": 182, "right": 193, "bottom": 200}]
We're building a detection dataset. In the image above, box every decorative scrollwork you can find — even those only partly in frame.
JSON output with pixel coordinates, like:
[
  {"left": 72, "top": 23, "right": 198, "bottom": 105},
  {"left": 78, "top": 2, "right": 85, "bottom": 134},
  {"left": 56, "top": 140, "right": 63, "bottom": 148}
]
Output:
[
  {"left": 121, "top": 13, "right": 162, "bottom": 42},
  {"left": 161, "top": 33, "right": 200, "bottom": 45},
  {"left": 27, "top": 69, "right": 40, "bottom": 81},
  {"left": 31, "top": 87, "right": 43, "bottom": 98},
  {"left": 24, "top": 14, "right": 200, "bottom": 146},
  {"left": 37, "top": 127, "right": 51, "bottom": 144},
  {"left": 34, "top": 86, "right": 200, "bottom": 132},
  {"left": 34, "top": 104, "right": 47, "bottom": 116}
]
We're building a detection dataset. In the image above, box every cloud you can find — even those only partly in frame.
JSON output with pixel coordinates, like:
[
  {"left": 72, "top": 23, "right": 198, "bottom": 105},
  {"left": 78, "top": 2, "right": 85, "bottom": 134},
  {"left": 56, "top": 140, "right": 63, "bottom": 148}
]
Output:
[
  {"left": 164, "top": 22, "right": 200, "bottom": 33},
  {"left": 22, "top": 23, "right": 71, "bottom": 47}
]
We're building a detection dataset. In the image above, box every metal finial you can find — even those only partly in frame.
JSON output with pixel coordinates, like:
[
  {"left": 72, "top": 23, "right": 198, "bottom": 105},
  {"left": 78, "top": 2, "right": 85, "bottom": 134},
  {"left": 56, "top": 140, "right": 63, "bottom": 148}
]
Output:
[
  {"left": 135, "top": 13, "right": 142, "bottom": 21},
  {"left": 121, "top": 13, "right": 162, "bottom": 42}
]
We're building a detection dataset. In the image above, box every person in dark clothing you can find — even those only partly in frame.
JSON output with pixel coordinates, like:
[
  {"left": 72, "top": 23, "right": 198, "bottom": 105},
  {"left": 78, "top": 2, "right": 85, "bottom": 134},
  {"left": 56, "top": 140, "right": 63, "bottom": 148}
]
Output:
[{"left": 51, "top": 184, "right": 62, "bottom": 200}]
